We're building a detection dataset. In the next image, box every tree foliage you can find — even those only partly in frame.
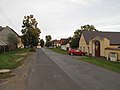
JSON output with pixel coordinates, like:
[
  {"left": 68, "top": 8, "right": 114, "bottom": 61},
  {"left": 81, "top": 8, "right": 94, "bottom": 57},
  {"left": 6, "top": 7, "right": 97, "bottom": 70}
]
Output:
[
  {"left": 45, "top": 41, "right": 52, "bottom": 47},
  {"left": 45, "top": 35, "right": 52, "bottom": 42},
  {"left": 70, "top": 29, "right": 82, "bottom": 48},
  {"left": 45, "top": 35, "right": 52, "bottom": 47},
  {"left": 70, "top": 24, "right": 98, "bottom": 48},
  {"left": 81, "top": 24, "right": 97, "bottom": 31},
  {"left": 21, "top": 15, "right": 41, "bottom": 48},
  {"left": 40, "top": 39, "right": 44, "bottom": 47}
]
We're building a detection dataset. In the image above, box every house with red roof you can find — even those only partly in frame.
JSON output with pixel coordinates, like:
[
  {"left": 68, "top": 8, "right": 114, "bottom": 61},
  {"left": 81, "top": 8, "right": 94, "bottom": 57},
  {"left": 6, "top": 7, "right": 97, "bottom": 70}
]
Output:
[
  {"left": 52, "top": 39, "right": 60, "bottom": 48},
  {"left": 60, "top": 37, "right": 71, "bottom": 51}
]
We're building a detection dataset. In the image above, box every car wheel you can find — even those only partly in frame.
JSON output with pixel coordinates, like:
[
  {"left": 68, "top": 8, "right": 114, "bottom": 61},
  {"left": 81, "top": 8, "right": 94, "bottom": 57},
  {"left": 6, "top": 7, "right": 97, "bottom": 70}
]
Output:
[
  {"left": 81, "top": 53, "right": 84, "bottom": 56},
  {"left": 70, "top": 53, "right": 73, "bottom": 55}
]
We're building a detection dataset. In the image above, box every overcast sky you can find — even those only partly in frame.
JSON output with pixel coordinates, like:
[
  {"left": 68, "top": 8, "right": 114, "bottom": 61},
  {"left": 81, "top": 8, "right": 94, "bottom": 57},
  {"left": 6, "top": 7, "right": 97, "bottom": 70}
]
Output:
[{"left": 0, "top": 0, "right": 120, "bottom": 40}]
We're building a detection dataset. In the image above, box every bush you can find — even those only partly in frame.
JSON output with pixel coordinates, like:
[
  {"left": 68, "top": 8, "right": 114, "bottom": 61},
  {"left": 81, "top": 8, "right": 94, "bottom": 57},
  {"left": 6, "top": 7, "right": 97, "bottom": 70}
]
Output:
[{"left": 29, "top": 48, "right": 36, "bottom": 52}]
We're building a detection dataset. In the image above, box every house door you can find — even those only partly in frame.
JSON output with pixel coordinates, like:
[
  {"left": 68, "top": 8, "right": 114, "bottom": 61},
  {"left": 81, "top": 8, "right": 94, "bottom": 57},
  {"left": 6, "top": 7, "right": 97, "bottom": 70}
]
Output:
[{"left": 95, "top": 40, "right": 100, "bottom": 57}]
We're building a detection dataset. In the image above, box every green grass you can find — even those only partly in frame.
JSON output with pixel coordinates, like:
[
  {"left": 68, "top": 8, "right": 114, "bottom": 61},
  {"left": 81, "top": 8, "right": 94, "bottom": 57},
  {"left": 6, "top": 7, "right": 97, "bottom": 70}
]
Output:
[
  {"left": 0, "top": 48, "right": 30, "bottom": 69},
  {"left": 49, "top": 48, "right": 120, "bottom": 73},
  {"left": 48, "top": 48, "right": 68, "bottom": 55},
  {"left": 80, "top": 57, "right": 120, "bottom": 73},
  {"left": 0, "top": 48, "right": 31, "bottom": 79}
]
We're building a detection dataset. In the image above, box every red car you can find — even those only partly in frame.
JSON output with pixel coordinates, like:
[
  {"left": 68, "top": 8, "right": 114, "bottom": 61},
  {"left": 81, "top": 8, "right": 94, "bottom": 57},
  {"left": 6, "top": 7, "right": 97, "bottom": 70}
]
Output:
[{"left": 68, "top": 49, "right": 85, "bottom": 56}]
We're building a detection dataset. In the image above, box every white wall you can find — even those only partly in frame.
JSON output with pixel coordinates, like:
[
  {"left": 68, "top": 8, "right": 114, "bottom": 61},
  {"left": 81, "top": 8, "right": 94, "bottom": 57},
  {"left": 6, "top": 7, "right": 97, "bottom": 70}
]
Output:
[{"left": 61, "top": 45, "right": 66, "bottom": 50}]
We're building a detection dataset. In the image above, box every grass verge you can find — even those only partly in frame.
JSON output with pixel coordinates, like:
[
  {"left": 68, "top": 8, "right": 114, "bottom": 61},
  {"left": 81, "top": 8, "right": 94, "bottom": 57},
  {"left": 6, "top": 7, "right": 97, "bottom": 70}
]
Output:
[
  {"left": 0, "top": 48, "right": 30, "bottom": 69},
  {"left": 80, "top": 56, "right": 120, "bottom": 73},
  {"left": 48, "top": 48, "right": 68, "bottom": 55},
  {"left": 0, "top": 48, "right": 30, "bottom": 79}
]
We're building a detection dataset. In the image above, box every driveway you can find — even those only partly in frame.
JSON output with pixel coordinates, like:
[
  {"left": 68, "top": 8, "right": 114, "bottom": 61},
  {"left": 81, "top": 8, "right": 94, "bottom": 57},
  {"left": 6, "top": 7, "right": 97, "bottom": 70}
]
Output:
[{"left": 42, "top": 48, "right": 120, "bottom": 90}]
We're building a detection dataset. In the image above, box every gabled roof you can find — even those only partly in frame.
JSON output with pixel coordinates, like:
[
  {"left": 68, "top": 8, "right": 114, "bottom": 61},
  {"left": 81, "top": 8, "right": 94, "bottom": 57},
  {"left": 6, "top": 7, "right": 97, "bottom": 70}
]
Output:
[
  {"left": 61, "top": 37, "right": 71, "bottom": 45},
  {"left": 0, "top": 26, "right": 19, "bottom": 37},
  {"left": 0, "top": 26, "right": 4, "bottom": 32},
  {"left": 6, "top": 26, "right": 19, "bottom": 37},
  {"left": 52, "top": 39, "right": 59, "bottom": 43},
  {"left": 82, "top": 31, "right": 120, "bottom": 45},
  {"left": 59, "top": 38, "right": 67, "bottom": 45}
]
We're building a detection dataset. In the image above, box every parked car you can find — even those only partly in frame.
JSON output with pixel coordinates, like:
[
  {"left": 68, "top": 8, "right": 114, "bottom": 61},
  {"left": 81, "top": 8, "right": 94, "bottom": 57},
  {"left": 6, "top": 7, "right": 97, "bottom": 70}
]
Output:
[{"left": 68, "top": 49, "right": 85, "bottom": 56}]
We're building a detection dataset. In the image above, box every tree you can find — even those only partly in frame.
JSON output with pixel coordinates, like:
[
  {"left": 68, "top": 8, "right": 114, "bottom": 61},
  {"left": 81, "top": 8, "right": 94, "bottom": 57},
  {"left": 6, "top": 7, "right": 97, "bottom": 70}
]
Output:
[
  {"left": 40, "top": 39, "right": 44, "bottom": 47},
  {"left": 70, "top": 29, "right": 82, "bottom": 48},
  {"left": 45, "top": 35, "right": 52, "bottom": 42},
  {"left": 70, "top": 25, "right": 98, "bottom": 48},
  {"left": 45, "top": 41, "right": 52, "bottom": 47},
  {"left": 45, "top": 35, "right": 52, "bottom": 47},
  {"left": 21, "top": 15, "right": 41, "bottom": 48},
  {"left": 81, "top": 24, "right": 97, "bottom": 31}
]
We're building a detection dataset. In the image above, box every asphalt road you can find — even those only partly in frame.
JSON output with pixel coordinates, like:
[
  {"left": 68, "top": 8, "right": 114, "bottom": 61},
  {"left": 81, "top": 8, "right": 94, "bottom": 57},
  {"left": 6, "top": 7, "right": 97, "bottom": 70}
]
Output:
[
  {"left": 27, "top": 48, "right": 120, "bottom": 90},
  {"left": 27, "top": 48, "right": 80, "bottom": 90}
]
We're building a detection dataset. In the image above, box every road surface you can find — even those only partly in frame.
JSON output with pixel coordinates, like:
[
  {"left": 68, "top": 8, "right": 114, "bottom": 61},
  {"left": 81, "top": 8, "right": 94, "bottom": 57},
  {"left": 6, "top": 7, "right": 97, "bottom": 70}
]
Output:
[
  {"left": 27, "top": 48, "right": 120, "bottom": 90},
  {"left": 27, "top": 49, "right": 80, "bottom": 90}
]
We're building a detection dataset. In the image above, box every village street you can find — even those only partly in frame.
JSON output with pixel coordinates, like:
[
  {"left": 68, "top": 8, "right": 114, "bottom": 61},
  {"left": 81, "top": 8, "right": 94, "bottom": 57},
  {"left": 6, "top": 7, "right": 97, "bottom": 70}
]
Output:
[
  {"left": 0, "top": 48, "right": 120, "bottom": 90},
  {"left": 1, "top": 0, "right": 120, "bottom": 90},
  {"left": 27, "top": 49, "right": 120, "bottom": 90}
]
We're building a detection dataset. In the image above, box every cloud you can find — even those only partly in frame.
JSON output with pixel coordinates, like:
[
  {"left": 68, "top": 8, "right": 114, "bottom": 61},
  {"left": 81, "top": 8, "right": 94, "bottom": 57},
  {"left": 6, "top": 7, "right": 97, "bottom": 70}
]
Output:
[{"left": 0, "top": 0, "right": 120, "bottom": 40}]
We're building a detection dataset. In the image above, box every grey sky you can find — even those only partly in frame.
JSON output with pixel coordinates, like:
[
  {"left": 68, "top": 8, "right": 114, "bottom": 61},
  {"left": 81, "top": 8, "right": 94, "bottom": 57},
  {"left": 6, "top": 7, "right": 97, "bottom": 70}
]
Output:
[{"left": 0, "top": 0, "right": 120, "bottom": 40}]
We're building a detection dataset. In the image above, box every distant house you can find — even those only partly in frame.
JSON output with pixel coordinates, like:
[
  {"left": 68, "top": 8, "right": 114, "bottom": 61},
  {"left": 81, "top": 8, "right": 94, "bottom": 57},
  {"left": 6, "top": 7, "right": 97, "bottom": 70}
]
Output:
[
  {"left": 52, "top": 39, "right": 60, "bottom": 48},
  {"left": 59, "top": 38, "right": 67, "bottom": 46},
  {"left": 0, "top": 26, "right": 23, "bottom": 52},
  {"left": 79, "top": 31, "right": 120, "bottom": 61},
  {"left": 61, "top": 37, "right": 71, "bottom": 51}
]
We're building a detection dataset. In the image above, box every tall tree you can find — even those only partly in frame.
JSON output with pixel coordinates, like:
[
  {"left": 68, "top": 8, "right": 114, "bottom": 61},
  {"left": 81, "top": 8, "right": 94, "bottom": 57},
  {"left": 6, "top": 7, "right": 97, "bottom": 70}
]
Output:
[
  {"left": 45, "top": 35, "right": 52, "bottom": 42},
  {"left": 81, "top": 24, "right": 97, "bottom": 31},
  {"left": 40, "top": 39, "right": 44, "bottom": 47},
  {"left": 45, "top": 35, "right": 52, "bottom": 47},
  {"left": 21, "top": 15, "right": 41, "bottom": 48},
  {"left": 70, "top": 29, "right": 82, "bottom": 48},
  {"left": 70, "top": 25, "right": 98, "bottom": 48}
]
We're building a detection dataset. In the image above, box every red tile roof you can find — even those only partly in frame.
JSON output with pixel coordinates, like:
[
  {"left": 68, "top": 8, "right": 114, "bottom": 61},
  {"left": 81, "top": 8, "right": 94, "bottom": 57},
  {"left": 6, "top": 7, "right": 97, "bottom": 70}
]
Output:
[
  {"left": 61, "top": 37, "right": 71, "bottom": 45},
  {"left": 59, "top": 38, "right": 67, "bottom": 45},
  {"left": 52, "top": 39, "right": 60, "bottom": 44}
]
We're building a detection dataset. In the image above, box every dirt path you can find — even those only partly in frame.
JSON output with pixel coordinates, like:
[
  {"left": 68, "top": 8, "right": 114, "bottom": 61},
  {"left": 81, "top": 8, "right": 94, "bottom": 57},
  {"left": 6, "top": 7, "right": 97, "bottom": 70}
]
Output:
[{"left": 0, "top": 53, "right": 36, "bottom": 90}]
